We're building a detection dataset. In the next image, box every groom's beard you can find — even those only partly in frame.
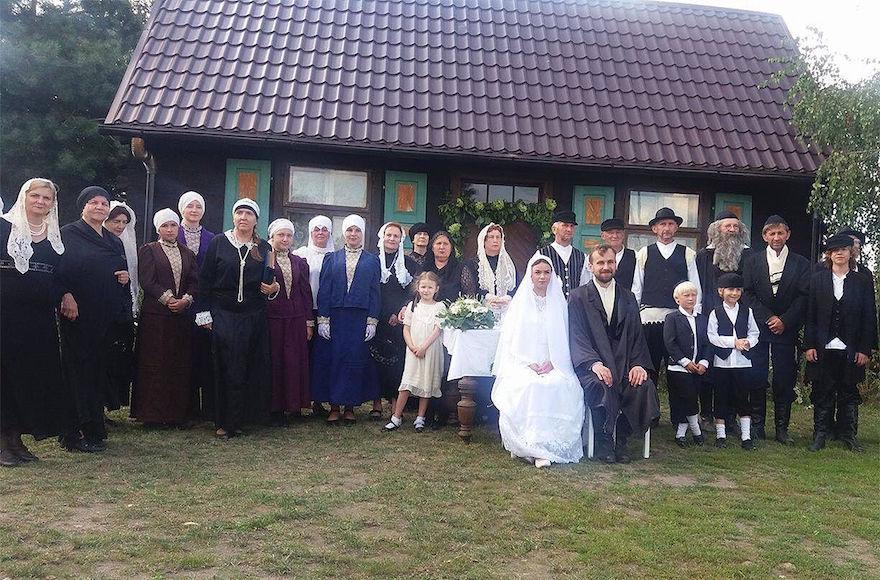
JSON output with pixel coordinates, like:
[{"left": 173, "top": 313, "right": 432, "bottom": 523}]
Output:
[{"left": 712, "top": 230, "right": 748, "bottom": 272}]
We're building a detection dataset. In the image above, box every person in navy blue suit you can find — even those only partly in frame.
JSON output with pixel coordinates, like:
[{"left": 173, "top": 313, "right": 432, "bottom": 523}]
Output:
[
  {"left": 663, "top": 281, "right": 711, "bottom": 447},
  {"left": 312, "top": 214, "right": 381, "bottom": 424}
]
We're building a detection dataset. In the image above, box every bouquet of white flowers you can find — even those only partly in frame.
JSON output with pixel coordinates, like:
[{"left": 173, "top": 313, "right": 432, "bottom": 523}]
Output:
[{"left": 438, "top": 296, "right": 496, "bottom": 330}]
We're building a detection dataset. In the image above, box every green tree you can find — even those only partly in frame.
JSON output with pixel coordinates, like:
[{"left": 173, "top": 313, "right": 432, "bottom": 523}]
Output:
[
  {"left": 773, "top": 33, "right": 880, "bottom": 250},
  {"left": 0, "top": 0, "right": 150, "bottom": 220}
]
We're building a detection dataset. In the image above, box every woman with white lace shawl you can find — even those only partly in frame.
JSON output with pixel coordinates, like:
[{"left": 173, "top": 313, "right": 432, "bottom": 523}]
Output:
[
  {"left": 104, "top": 201, "right": 140, "bottom": 315},
  {"left": 491, "top": 255, "right": 585, "bottom": 468},
  {"left": 460, "top": 223, "right": 517, "bottom": 312},
  {"left": 0, "top": 178, "right": 70, "bottom": 466}
]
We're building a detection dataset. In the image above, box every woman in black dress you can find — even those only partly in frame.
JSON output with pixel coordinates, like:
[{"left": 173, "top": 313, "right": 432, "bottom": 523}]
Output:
[
  {"left": 423, "top": 230, "right": 462, "bottom": 303},
  {"left": 460, "top": 223, "right": 518, "bottom": 302},
  {"left": 197, "top": 198, "right": 278, "bottom": 439},
  {"left": 0, "top": 178, "right": 70, "bottom": 466},
  {"left": 804, "top": 234, "right": 876, "bottom": 452},
  {"left": 56, "top": 186, "right": 132, "bottom": 452},
  {"left": 369, "top": 221, "right": 421, "bottom": 418}
]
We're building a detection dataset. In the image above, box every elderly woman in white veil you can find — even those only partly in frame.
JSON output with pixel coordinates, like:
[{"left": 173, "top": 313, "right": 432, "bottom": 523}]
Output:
[
  {"left": 491, "top": 255, "right": 585, "bottom": 468},
  {"left": 461, "top": 223, "right": 517, "bottom": 315},
  {"left": 104, "top": 200, "right": 140, "bottom": 315}
]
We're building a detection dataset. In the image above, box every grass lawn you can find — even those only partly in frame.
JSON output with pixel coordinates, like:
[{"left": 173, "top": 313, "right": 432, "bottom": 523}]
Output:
[{"left": 1, "top": 402, "right": 878, "bottom": 579}]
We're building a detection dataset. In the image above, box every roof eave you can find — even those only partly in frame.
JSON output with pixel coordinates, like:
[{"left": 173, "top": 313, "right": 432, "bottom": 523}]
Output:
[{"left": 101, "top": 123, "right": 818, "bottom": 182}]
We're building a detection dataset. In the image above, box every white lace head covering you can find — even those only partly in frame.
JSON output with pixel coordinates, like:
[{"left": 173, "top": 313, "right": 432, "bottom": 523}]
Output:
[
  {"left": 377, "top": 221, "right": 413, "bottom": 286},
  {"left": 342, "top": 214, "right": 366, "bottom": 248},
  {"left": 153, "top": 208, "right": 180, "bottom": 232},
  {"left": 493, "top": 254, "right": 576, "bottom": 379},
  {"left": 106, "top": 201, "right": 139, "bottom": 314},
  {"left": 2, "top": 178, "right": 64, "bottom": 273},
  {"left": 268, "top": 218, "right": 294, "bottom": 239},
  {"left": 178, "top": 191, "right": 205, "bottom": 218},
  {"left": 476, "top": 223, "right": 516, "bottom": 296}
]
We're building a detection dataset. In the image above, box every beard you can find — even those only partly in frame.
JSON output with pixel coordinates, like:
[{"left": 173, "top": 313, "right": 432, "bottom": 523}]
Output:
[{"left": 708, "top": 221, "right": 749, "bottom": 272}]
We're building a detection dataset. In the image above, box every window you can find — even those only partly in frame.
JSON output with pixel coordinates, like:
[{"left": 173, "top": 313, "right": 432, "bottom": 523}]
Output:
[
  {"left": 289, "top": 167, "right": 368, "bottom": 208},
  {"left": 626, "top": 190, "right": 701, "bottom": 250},
  {"left": 463, "top": 181, "right": 540, "bottom": 203}
]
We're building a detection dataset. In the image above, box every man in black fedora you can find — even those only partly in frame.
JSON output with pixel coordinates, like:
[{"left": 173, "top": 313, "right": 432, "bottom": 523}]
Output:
[
  {"left": 600, "top": 217, "right": 636, "bottom": 291},
  {"left": 631, "top": 207, "right": 702, "bottom": 386},
  {"left": 536, "top": 209, "right": 590, "bottom": 299}
]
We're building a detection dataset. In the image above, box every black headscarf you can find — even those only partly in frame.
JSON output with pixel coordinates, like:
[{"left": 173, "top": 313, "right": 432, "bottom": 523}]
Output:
[{"left": 76, "top": 186, "right": 111, "bottom": 210}]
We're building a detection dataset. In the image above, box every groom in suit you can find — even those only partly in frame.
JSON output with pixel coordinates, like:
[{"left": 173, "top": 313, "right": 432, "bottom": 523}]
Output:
[
  {"left": 569, "top": 245, "right": 660, "bottom": 463},
  {"left": 743, "top": 215, "right": 810, "bottom": 444}
]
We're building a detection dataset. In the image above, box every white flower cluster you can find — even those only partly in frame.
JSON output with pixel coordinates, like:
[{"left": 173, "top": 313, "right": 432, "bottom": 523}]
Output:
[{"left": 449, "top": 297, "right": 488, "bottom": 316}]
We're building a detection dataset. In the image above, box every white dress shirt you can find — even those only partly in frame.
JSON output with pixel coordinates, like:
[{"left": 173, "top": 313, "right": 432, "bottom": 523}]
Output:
[
  {"left": 668, "top": 306, "right": 711, "bottom": 373},
  {"left": 825, "top": 272, "right": 848, "bottom": 350},
  {"left": 708, "top": 301, "right": 760, "bottom": 368},
  {"left": 593, "top": 278, "right": 616, "bottom": 325},
  {"left": 632, "top": 240, "right": 703, "bottom": 322},
  {"left": 551, "top": 242, "right": 591, "bottom": 287}
]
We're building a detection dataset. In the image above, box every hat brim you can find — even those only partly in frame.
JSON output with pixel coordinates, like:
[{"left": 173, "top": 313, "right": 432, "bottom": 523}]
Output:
[{"left": 648, "top": 216, "right": 683, "bottom": 227}]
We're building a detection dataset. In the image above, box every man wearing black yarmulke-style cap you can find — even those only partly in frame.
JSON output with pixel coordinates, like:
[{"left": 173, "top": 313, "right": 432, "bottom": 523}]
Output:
[{"left": 743, "top": 214, "right": 811, "bottom": 444}]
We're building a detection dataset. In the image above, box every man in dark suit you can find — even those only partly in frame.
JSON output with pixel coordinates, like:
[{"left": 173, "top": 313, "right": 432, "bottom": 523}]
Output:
[
  {"left": 743, "top": 215, "right": 810, "bottom": 444},
  {"left": 599, "top": 218, "right": 636, "bottom": 291},
  {"left": 569, "top": 245, "right": 660, "bottom": 464}
]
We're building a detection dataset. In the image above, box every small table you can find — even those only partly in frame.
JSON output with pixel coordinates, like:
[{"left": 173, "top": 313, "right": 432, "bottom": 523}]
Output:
[{"left": 442, "top": 328, "right": 501, "bottom": 443}]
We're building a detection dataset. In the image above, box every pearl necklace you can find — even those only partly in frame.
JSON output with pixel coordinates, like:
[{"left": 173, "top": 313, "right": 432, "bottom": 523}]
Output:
[{"left": 28, "top": 220, "right": 47, "bottom": 236}]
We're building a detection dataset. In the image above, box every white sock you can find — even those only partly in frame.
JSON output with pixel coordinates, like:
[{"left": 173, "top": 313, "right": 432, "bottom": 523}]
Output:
[
  {"left": 676, "top": 423, "right": 688, "bottom": 438},
  {"left": 414, "top": 416, "right": 425, "bottom": 427},
  {"left": 716, "top": 424, "right": 727, "bottom": 439},
  {"left": 740, "top": 417, "right": 751, "bottom": 441},
  {"left": 687, "top": 414, "right": 702, "bottom": 436},
  {"left": 384, "top": 415, "right": 402, "bottom": 429}
]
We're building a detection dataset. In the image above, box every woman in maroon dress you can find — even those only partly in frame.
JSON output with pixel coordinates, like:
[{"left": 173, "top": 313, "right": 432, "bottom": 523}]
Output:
[
  {"left": 130, "top": 209, "right": 198, "bottom": 427},
  {"left": 267, "top": 218, "right": 315, "bottom": 423}
]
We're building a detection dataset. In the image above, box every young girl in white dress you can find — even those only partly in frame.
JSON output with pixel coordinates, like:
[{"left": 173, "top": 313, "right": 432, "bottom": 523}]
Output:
[{"left": 384, "top": 271, "right": 447, "bottom": 432}]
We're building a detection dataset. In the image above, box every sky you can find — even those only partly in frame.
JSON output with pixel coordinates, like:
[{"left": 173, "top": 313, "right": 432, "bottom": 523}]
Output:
[{"left": 656, "top": 0, "right": 879, "bottom": 83}]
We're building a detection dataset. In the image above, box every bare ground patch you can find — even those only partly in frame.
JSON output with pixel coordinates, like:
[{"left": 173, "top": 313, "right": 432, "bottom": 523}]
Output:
[
  {"left": 829, "top": 536, "right": 880, "bottom": 569},
  {"left": 707, "top": 475, "right": 738, "bottom": 489},
  {"left": 52, "top": 501, "right": 117, "bottom": 533},
  {"left": 631, "top": 474, "right": 697, "bottom": 487},
  {"left": 498, "top": 548, "right": 579, "bottom": 579}
]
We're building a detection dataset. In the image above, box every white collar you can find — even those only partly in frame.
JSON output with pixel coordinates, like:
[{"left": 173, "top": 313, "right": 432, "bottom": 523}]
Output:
[
  {"left": 678, "top": 306, "right": 696, "bottom": 318},
  {"left": 656, "top": 240, "right": 678, "bottom": 250},
  {"left": 722, "top": 301, "right": 739, "bottom": 312}
]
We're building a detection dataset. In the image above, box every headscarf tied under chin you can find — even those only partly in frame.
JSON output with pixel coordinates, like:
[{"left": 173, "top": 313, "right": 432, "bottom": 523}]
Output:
[
  {"left": 2, "top": 178, "right": 64, "bottom": 273},
  {"left": 108, "top": 201, "right": 140, "bottom": 315},
  {"left": 305, "top": 215, "right": 334, "bottom": 254},
  {"left": 476, "top": 222, "right": 516, "bottom": 297},
  {"left": 492, "top": 254, "right": 576, "bottom": 379},
  {"left": 377, "top": 221, "right": 413, "bottom": 286}
]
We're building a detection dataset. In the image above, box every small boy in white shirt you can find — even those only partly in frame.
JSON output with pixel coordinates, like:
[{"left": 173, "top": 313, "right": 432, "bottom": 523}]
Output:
[{"left": 707, "top": 273, "right": 761, "bottom": 449}]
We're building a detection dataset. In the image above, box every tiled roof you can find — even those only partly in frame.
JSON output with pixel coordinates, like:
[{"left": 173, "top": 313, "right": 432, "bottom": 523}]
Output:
[{"left": 104, "top": 0, "right": 821, "bottom": 176}]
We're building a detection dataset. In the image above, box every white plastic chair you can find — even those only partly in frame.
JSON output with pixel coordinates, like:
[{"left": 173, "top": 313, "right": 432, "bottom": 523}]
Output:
[{"left": 585, "top": 409, "right": 650, "bottom": 459}]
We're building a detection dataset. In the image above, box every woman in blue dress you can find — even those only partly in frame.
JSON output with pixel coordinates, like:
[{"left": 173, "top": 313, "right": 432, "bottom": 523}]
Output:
[{"left": 313, "top": 214, "right": 381, "bottom": 424}]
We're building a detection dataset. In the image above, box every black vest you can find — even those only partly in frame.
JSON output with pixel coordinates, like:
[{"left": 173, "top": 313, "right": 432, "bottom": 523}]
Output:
[
  {"left": 642, "top": 243, "right": 687, "bottom": 309},
  {"left": 539, "top": 245, "right": 585, "bottom": 299},
  {"left": 830, "top": 297, "right": 847, "bottom": 343},
  {"left": 713, "top": 303, "right": 752, "bottom": 360},
  {"left": 615, "top": 248, "right": 636, "bottom": 291}
]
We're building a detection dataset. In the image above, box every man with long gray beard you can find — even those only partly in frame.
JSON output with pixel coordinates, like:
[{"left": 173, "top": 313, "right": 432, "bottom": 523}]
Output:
[{"left": 695, "top": 209, "right": 752, "bottom": 430}]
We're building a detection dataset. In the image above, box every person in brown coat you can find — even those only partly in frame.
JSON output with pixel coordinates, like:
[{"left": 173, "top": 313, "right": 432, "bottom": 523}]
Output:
[{"left": 130, "top": 208, "right": 198, "bottom": 427}]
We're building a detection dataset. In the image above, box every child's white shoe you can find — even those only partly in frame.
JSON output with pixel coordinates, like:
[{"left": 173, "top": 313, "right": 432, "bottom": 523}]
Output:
[
  {"left": 384, "top": 416, "right": 402, "bottom": 431},
  {"left": 413, "top": 416, "right": 426, "bottom": 433}
]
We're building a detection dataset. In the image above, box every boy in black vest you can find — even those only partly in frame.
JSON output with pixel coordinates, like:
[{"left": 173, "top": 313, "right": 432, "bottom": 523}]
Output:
[
  {"left": 663, "top": 281, "right": 711, "bottom": 447},
  {"left": 707, "top": 273, "right": 760, "bottom": 449}
]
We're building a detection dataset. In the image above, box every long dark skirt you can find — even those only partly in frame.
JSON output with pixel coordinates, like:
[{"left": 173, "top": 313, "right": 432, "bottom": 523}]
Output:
[
  {"left": 370, "top": 320, "right": 406, "bottom": 401},
  {"left": 188, "top": 321, "right": 215, "bottom": 419},
  {"left": 105, "top": 318, "right": 135, "bottom": 410},
  {"left": 212, "top": 308, "right": 272, "bottom": 431},
  {"left": 131, "top": 313, "right": 192, "bottom": 424},
  {"left": 269, "top": 316, "right": 311, "bottom": 413},
  {"left": 1, "top": 305, "right": 70, "bottom": 440},
  {"left": 311, "top": 307, "right": 379, "bottom": 407},
  {"left": 60, "top": 321, "right": 110, "bottom": 441}
]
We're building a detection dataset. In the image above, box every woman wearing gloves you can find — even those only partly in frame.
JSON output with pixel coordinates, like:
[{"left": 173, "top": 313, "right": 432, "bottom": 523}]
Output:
[{"left": 312, "top": 214, "right": 381, "bottom": 424}]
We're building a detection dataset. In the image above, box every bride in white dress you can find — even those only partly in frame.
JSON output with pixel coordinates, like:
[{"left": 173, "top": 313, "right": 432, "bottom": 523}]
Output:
[{"left": 491, "top": 255, "right": 585, "bottom": 467}]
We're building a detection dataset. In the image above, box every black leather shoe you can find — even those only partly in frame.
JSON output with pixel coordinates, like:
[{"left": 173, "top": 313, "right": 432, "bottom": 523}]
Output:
[
  {"left": 1, "top": 449, "right": 21, "bottom": 467},
  {"left": 809, "top": 434, "right": 827, "bottom": 451},
  {"left": 775, "top": 428, "right": 794, "bottom": 445},
  {"left": 601, "top": 451, "right": 616, "bottom": 464},
  {"left": 675, "top": 437, "right": 687, "bottom": 448},
  {"left": 614, "top": 450, "right": 631, "bottom": 464},
  {"left": 840, "top": 436, "right": 865, "bottom": 453},
  {"left": 13, "top": 447, "right": 39, "bottom": 462},
  {"left": 714, "top": 437, "right": 727, "bottom": 448},
  {"left": 741, "top": 438, "right": 754, "bottom": 450},
  {"left": 69, "top": 438, "right": 104, "bottom": 453},
  {"left": 692, "top": 434, "right": 705, "bottom": 446}
]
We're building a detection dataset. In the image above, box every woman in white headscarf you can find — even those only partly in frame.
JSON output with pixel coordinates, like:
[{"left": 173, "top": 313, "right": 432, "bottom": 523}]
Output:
[
  {"left": 0, "top": 178, "right": 70, "bottom": 466},
  {"left": 461, "top": 223, "right": 517, "bottom": 309},
  {"left": 491, "top": 255, "right": 585, "bottom": 468},
  {"left": 130, "top": 209, "right": 198, "bottom": 427},
  {"left": 104, "top": 201, "right": 140, "bottom": 315},
  {"left": 312, "top": 214, "right": 381, "bottom": 424},
  {"left": 369, "top": 221, "right": 422, "bottom": 419}
]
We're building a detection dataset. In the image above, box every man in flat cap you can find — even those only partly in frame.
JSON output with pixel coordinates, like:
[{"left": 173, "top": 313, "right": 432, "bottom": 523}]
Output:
[
  {"left": 743, "top": 215, "right": 810, "bottom": 443},
  {"left": 536, "top": 209, "right": 590, "bottom": 299},
  {"left": 631, "top": 207, "right": 702, "bottom": 386},
  {"left": 600, "top": 217, "right": 636, "bottom": 291}
]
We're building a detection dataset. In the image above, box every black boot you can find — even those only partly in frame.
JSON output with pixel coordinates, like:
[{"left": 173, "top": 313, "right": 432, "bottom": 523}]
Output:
[
  {"left": 752, "top": 393, "right": 767, "bottom": 440},
  {"left": 809, "top": 404, "right": 832, "bottom": 452},
  {"left": 614, "top": 435, "right": 631, "bottom": 464},
  {"left": 774, "top": 401, "right": 794, "bottom": 445},
  {"left": 838, "top": 402, "right": 864, "bottom": 452}
]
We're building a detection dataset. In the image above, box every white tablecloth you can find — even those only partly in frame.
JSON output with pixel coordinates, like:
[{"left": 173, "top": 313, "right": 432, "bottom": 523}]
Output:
[{"left": 443, "top": 328, "right": 502, "bottom": 380}]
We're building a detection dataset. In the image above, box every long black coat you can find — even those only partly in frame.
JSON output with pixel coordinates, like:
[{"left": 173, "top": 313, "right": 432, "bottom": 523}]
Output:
[
  {"left": 568, "top": 281, "right": 660, "bottom": 434},
  {"left": 743, "top": 248, "right": 810, "bottom": 344},
  {"left": 805, "top": 268, "right": 876, "bottom": 385}
]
